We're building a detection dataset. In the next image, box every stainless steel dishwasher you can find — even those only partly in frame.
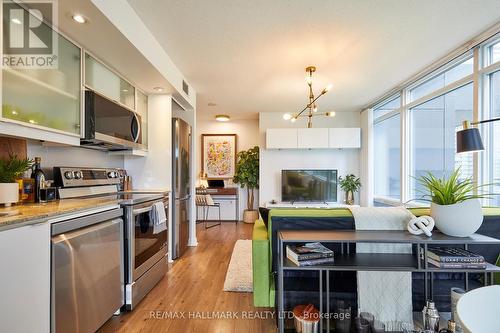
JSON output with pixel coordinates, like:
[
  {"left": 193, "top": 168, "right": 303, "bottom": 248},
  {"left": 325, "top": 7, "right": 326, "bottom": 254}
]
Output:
[{"left": 51, "top": 207, "right": 124, "bottom": 333}]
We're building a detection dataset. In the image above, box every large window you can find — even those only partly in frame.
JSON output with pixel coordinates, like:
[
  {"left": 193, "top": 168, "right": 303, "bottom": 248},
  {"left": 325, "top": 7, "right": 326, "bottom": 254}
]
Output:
[
  {"left": 373, "top": 96, "right": 400, "bottom": 119},
  {"left": 369, "top": 32, "right": 500, "bottom": 207},
  {"left": 488, "top": 70, "right": 500, "bottom": 205},
  {"left": 374, "top": 113, "right": 401, "bottom": 200},
  {"left": 409, "top": 57, "right": 473, "bottom": 102},
  {"left": 489, "top": 40, "right": 500, "bottom": 64},
  {"left": 409, "top": 83, "right": 473, "bottom": 200}
]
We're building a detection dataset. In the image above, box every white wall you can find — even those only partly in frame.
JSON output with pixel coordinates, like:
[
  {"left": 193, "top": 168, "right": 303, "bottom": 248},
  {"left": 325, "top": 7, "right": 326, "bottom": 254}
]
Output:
[
  {"left": 259, "top": 112, "right": 361, "bottom": 206},
  {"left": 196, "top": 118, "right": 259, "bottom": 220},
  {"left": 124, "top": 95, "right": 172, "bottom": 190},
  {"left": 360, "top": 109, "right": 373, "bottom": 206},
  {"left": 27, "top": 142, "right": 124, "bottom": 178}
]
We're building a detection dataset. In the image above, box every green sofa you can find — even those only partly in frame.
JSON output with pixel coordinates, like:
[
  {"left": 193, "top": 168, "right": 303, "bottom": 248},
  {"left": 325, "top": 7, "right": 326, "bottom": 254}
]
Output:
[{"left": 252, "top": 207, "right": 500, "bottom": 307}]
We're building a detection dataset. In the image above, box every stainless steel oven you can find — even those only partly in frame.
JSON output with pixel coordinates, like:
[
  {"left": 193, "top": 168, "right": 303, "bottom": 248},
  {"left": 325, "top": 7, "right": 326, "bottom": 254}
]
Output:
[
  {"left": 54, "top": 166, "right": 169, "bottom": 311},
  {"left": 124, "top": 195, "right": 169, "bottom": 310}
]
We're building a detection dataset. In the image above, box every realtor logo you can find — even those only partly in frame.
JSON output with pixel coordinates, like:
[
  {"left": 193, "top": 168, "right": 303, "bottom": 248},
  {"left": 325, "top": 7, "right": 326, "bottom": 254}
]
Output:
[{"left": 2, "top": 0, "right": 58, "bottom": 68}]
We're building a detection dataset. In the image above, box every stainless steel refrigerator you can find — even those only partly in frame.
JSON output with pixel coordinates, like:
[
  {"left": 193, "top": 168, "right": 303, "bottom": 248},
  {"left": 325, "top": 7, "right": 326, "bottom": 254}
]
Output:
[{"left": 172, "top": 117, "right": 191, "bottom": 259}]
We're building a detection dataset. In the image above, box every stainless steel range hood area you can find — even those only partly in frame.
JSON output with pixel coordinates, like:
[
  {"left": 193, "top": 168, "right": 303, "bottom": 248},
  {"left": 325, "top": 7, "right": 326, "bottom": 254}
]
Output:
[{"left": 81, "top": 90, "right": 145, "bottom": 151}]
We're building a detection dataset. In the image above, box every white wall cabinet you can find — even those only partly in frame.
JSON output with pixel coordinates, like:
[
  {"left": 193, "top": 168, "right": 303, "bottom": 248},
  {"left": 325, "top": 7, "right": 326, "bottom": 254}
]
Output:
[
  {"left": 297, "top": 128, "right": 329, "bottom": 148},
  {"left": 85, "top": 53, "right": 136, "bottom": 110},
  {"left": 0, "top": 222, "right": 50, "bottom": 333},
  {"left": 266, "top": 128, "right": 298, "bottom": 149},
  {"left": 1, "top": 12, "right": 82, "bottom": 143},
  {"left": 329, "top": 128, "right": 361, "bottom": 148},
  {"left": 266, "top": 127, "right": 361, "bottom": 149}
]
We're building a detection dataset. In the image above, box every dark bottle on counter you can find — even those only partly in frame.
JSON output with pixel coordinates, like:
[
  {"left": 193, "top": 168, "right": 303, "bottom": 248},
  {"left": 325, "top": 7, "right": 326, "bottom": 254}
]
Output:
[{"left": 31, "top": 157, "right": 46, "bottom": 203}]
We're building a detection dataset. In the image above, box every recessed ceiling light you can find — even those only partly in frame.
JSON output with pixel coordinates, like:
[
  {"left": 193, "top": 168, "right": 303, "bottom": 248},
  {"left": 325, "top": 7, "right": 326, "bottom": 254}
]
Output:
[
  {"left": 122, "top": 89, "right": 129, "bottom": 92},
  {"left": 153, "top": 87, "right": 164, "bottom": 92},
  {"left": 72, "top": 14, "right": 87, "bottom": 24},
  {"left": 215, "top": 115, "right": 230, "bottom": 122},
  {"left": 11, "top": 18, "right": 22, "bottom": 25}
]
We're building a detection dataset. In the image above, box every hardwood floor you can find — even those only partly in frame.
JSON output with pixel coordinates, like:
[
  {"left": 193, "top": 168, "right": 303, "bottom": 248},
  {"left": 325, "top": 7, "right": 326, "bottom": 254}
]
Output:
[{"left": 99, "top": 222, "right": 276, "bottom": 333}]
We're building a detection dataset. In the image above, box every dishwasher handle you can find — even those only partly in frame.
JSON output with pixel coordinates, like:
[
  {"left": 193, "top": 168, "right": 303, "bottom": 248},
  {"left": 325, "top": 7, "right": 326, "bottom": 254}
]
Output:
[
  {"left": 52, "top": 208, "right": 123, "bottom": 236},
  {"left": 52, "top": 218, "right": 122, "bottom": 243}
]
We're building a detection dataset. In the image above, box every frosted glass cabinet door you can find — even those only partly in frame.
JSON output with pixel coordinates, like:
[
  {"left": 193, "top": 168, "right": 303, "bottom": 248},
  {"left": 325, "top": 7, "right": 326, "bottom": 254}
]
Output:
[
  {"left": 85, "top": 54, "right": 135, "bottom": 109},
  {"left": 2, "top": 24, "right": 81, "bottom": 135}
]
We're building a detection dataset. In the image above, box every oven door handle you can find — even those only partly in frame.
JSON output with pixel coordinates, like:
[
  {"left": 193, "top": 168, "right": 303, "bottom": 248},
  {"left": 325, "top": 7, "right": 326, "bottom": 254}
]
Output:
[{"left": 132, "top": 206, "right": 152, "bottom": 215}]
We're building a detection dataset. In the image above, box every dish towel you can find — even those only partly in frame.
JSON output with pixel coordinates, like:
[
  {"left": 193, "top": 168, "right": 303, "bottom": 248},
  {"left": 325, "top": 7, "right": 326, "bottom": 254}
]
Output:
[
  {"left": 348, "top": 206, "right": 415, "bottom": 328},
  {"left": 151, "top": 201, "right": 167, "bottom": 235}
]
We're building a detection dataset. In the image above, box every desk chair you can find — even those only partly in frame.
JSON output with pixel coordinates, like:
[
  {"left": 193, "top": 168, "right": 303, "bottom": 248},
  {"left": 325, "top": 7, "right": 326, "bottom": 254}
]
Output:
[{"left": 195, "top": 194, "right": 221, "bottom": 229}]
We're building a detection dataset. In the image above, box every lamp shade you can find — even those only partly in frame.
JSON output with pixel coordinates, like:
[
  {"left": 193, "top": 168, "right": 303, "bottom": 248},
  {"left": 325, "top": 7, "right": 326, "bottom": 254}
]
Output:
[{"left": 456, "top": 128, "right": 484, "bottom": 153}]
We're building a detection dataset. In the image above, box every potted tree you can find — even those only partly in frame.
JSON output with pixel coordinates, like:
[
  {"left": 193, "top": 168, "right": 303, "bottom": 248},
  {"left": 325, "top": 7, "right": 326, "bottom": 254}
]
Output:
[
  {"left": 0, "top": 155, "right": 33, "bottom": 207},
  {"left": 338, "top": 174, "right": 361, "bottom": 205},
  {"left": 417, "top": 168, "right": 489, "bottom": 237},
  {"left": 233, "top": 146, "right": 259, "bottom": 223}
]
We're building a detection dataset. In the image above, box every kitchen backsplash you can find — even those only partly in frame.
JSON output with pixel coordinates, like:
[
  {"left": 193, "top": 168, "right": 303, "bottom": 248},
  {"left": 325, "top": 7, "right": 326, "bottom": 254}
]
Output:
[{"left": 27, "top": 141, "right": 124, "bottom": 179}]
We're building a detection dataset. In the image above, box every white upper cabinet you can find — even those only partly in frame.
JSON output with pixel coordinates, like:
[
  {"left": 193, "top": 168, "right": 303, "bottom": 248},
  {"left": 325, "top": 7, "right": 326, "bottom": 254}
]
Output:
[
  {"left": 266, "top": 127, "right": 361, "bottom": 149},
  {"left": 329, "top": 128, "right": 361, "bottom": 148},
  {"left": 1, "top": 5, "right": 82, "bottom": 142},
  {"left": 297, "top": 128, "right": 329, "bottom": 149},
  {"left": 266, "top": 128, "right": 298, "bottom": 149},
  {"left": 84, "top": 54, "right": 136, "bottom": 110}
]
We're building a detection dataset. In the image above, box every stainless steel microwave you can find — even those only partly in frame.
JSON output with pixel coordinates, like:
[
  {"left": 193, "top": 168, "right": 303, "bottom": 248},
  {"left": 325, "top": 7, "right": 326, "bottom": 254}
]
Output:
[{"left": 81, "top": 90, "right": 143, "bottom": 150}]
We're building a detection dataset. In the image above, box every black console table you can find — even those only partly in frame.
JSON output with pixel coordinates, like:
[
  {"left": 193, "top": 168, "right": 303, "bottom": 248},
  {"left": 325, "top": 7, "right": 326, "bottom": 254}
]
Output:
[{"left": 277, "top": 230, "right": 500, "bottom": 333}]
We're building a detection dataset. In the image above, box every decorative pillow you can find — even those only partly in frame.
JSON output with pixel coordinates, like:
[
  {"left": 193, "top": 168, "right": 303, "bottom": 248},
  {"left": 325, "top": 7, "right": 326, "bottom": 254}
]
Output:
[{"left": 259, "top": 207, "right": 270, "bottom": 228}]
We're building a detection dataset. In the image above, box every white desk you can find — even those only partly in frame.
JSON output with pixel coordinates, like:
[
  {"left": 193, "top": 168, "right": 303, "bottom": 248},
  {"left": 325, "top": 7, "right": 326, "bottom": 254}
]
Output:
[{"left": 197, "top": 187, "right": 239, "bottom": 221}]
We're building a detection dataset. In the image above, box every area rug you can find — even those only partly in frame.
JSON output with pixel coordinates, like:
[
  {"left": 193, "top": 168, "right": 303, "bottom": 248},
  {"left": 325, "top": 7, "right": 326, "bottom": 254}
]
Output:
[{"left": 223, "top": 239, "right": 253, "bottom": 292}]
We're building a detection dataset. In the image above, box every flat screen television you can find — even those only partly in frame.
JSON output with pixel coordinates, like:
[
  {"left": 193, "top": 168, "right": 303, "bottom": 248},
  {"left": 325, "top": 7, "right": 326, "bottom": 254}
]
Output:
[{"left": 281, "top": 169, "right": 338, "bottom": 202}]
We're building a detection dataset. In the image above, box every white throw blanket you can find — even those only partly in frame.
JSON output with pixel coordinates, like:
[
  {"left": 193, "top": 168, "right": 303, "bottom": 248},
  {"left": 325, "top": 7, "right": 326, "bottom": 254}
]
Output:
[{"left": 349, "top": 206, "right": 415, "bottom": 328}]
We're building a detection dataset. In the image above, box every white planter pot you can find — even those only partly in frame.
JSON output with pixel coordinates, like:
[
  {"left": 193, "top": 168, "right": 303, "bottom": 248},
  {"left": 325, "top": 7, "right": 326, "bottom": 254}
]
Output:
[
  {"left": 430, "top": 199, "right": 483, "bottom": 237},
  {"left": 0, "top": 183, "right": 19, "bottom": 207}
]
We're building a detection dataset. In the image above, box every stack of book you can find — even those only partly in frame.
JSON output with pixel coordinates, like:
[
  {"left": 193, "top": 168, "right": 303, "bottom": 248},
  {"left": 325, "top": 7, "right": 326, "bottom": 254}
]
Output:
[
  {"left": 426, "top": 247, "right": 486, "bottom": 269},
  {"left": 286, "top": 242, "right": 335, "bottom": 267}
]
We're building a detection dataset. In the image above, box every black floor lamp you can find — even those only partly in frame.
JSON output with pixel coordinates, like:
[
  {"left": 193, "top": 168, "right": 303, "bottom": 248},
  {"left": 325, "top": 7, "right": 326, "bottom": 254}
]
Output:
[{"left": 456, "top": 118, "right": 500, "bottom": 153}]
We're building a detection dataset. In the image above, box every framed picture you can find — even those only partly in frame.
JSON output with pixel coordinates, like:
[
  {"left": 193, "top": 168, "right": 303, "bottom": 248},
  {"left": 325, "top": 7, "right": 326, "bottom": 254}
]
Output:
[{"left": 201, "top": 134, "right": 237, "bottom": 179}]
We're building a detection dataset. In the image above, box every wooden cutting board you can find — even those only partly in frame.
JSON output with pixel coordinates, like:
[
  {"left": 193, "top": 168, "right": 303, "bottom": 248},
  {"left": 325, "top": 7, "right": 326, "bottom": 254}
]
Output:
[{"left": 0, "top": 137, "right": 27, "bottom": 160}]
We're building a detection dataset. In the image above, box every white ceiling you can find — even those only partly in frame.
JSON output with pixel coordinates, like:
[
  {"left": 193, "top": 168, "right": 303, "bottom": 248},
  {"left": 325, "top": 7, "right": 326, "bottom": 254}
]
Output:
[{"left": 127, "top": 0, "right": 500, "bottom": 120}]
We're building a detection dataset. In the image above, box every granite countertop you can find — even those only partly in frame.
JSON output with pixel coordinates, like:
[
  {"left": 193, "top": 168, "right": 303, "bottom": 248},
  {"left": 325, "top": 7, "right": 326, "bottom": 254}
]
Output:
[{"left": 0, "top": 198, "right": 120, "bottom": 231}]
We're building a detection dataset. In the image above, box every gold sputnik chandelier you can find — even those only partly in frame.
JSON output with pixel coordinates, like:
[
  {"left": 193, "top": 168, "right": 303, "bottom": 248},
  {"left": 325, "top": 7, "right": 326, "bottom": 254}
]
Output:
[{"left": 283, "top": 66, "right": 335, "bottom": 128}]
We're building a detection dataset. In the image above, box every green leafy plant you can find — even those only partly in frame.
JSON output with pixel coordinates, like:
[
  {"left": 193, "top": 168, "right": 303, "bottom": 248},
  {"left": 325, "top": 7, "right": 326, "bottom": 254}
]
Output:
[
  {"left": 416, "top": 168, "right": 489, "bottom": 205},
  {"left": 338, "top": 174, "right": 361, "bottom": 193},
  {"left": 0, "top": 154, "right": 33, "bottom": 183},
  {"left": 233, "top": 146, "right": 259, "bottom": 210}
]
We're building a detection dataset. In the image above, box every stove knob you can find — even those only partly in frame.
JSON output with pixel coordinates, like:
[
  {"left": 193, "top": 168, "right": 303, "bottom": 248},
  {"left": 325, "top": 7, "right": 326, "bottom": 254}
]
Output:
[
  {"left": 64, "top": 171, "right": 74, "bottom": 179},
  {"left": 74, "top": 171, "right": 83, "bottom": 179},
  {"left": 107, "top": 171, "right": 117, "bottom": 178}
]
